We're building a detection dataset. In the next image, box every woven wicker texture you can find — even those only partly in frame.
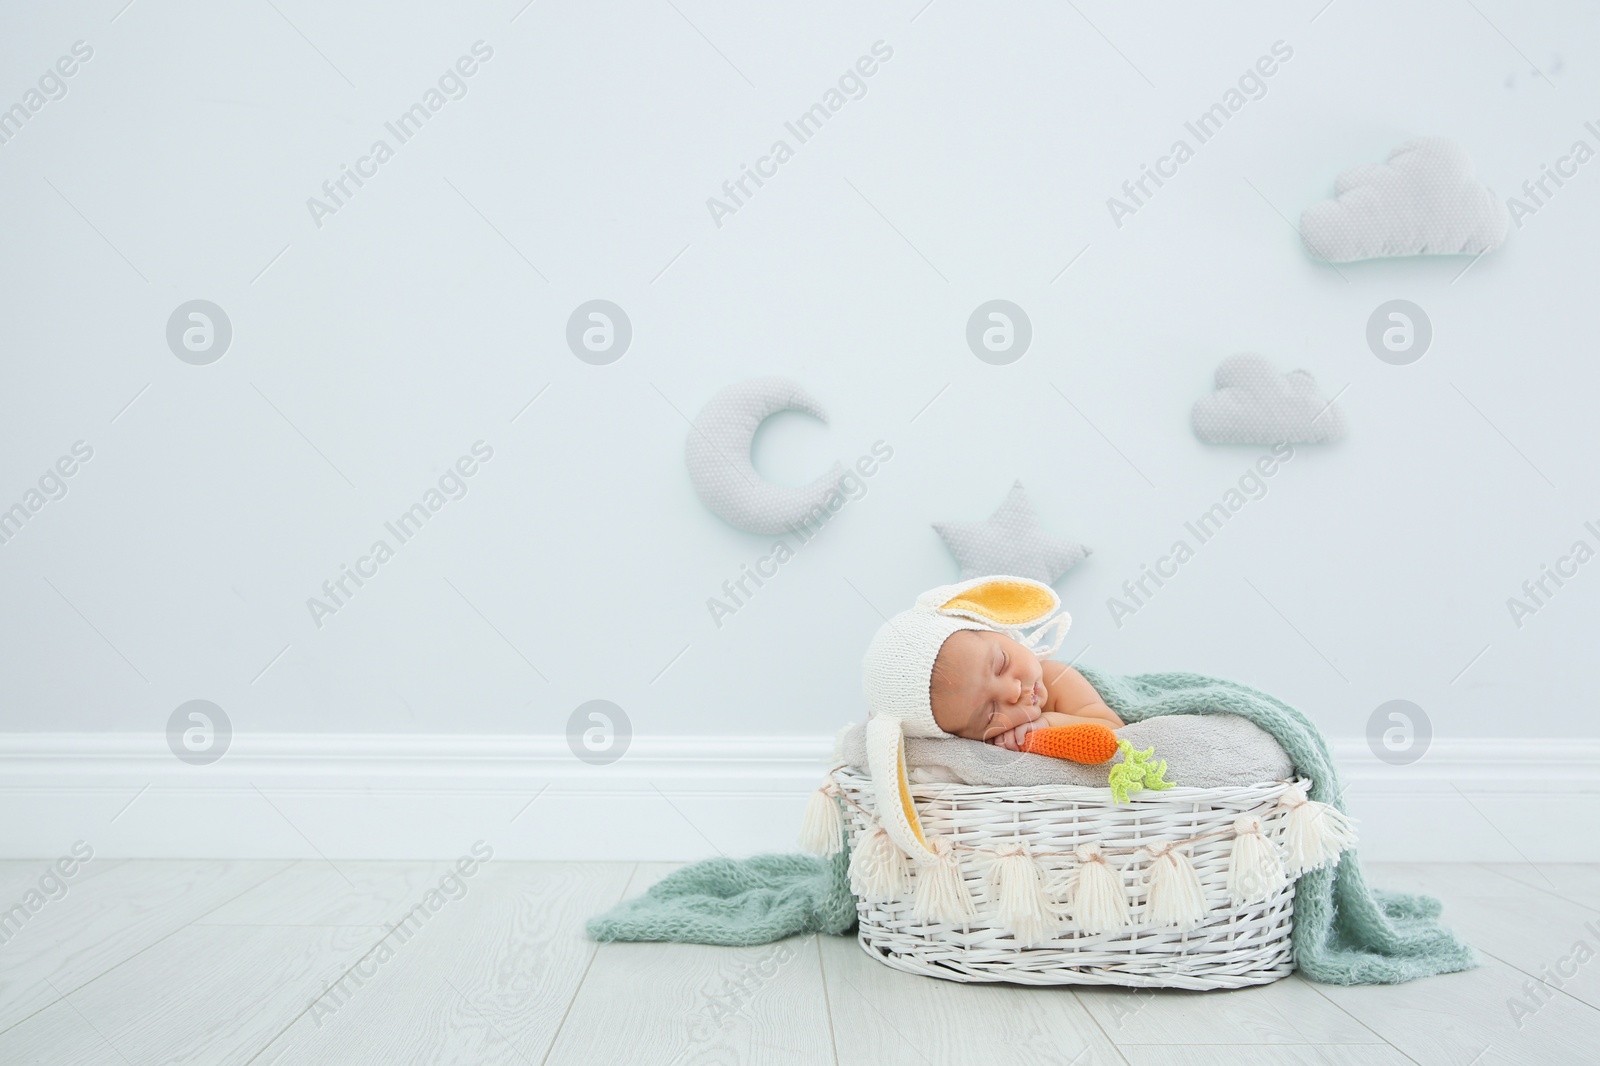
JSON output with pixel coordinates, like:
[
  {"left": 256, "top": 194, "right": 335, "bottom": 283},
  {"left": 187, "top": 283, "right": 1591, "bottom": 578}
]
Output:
[{"left": 835, "top": 766, "right": 1301, "bottom": 990}]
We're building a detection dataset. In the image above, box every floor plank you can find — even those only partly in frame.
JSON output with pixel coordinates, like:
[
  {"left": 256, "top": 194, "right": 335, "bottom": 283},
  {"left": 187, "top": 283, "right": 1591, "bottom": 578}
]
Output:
[
  {"left": 544, "top": 862, "right": 835, "bottom": 1066},
  {"left": 821, "top": 933, "right": 1128, "bottom": 1066},
  {"left": 1424, "top": 892, "right": 1600, "bottom": 1011},
  {"left": 252, "top": 862, "right": 635, "bottom": 1066},
  {"left": 1, "top": 859, "right": 1595, "bottom": 1065},
  {"left": 1312, "top": 861, "right": 1600, "bottom": 1061},
  {"left": 1310, "top": 954, "right": 1600, "bottom": 1064},
  {"left": 1480, "top": 863, "right": 1600, "bottom": 912},
  {"left": 1363, "top": 861, "right": 1551, "bottom": 900},
  {"left": 0, "top": 923, "right": 374, "bottom": 1065},
  {"left": 1357, "top": 862, "right": 1600, "bottom": 1011},
  {"left": 196, "top": 859, "right": 462, "bottom": 928},
  {"left": 0, "top": 861, "right": 66, "bottom": 902},
  {"left": 1073, "top": 973, "right": 1384, "bottom": 1047},
  {"left": 1119, "top": 1046, "right": 1412, "bottom": 1065},
  {"left": 623, "top": 861, "right": 688, "bottom": 896},
  {"left": 550, "top": 934, "right": 836, "bottom": 1066},
  {"left": 0, "top": 859, "right": 290, "bottom": 1034}
]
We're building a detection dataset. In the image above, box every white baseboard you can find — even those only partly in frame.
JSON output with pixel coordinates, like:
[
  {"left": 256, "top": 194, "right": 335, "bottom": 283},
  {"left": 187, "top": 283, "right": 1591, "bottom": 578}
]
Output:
[{"left": 2, "top": 733, "right": 1596, "bottom": 863}]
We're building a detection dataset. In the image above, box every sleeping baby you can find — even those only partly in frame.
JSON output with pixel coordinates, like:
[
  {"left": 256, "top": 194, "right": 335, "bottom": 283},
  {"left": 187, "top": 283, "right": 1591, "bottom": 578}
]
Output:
[
  {"left": 928, "top": 628, "right": 1124, "bottom": 752},
  {"left": 862, "top": 574, "right": 1124, "bottom": 775},
  {"left": 857, "top": 574, "right": 1130, "bottom": 864}
]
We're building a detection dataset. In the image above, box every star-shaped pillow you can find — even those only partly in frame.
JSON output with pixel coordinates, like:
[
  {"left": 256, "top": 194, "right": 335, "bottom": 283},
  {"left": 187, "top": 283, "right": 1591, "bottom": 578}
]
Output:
[{"left": 933, "top": 481, "right": 1091, "bottom": 584}]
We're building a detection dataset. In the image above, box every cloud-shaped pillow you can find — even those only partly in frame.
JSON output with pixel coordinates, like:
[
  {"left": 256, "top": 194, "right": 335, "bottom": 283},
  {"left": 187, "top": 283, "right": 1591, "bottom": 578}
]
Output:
[
  {"left": 1300, "top": 138, "right": 1508, "bottom": 262},
  {"left": 1191, "top": 354, "right": 1345, "bottom": 444}
]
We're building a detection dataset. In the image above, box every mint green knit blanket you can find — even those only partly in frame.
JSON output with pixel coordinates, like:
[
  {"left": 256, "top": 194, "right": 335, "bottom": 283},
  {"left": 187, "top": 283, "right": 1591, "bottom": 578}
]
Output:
[{"left": 586, "top": 665, "right": 1478, "bottom": 985}]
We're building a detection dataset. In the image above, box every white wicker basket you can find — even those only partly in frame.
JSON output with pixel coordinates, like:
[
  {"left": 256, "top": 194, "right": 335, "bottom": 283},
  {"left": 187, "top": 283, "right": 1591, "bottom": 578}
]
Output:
[{"left": 833, "top": 765, "right": 1306, "bottom": 990}]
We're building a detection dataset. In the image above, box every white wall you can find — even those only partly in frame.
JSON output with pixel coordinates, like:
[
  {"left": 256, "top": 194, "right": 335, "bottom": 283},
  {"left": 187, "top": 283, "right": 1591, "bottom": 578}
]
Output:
[{"left": 2, "top": 0, "right": 1596, "bottom": 767}]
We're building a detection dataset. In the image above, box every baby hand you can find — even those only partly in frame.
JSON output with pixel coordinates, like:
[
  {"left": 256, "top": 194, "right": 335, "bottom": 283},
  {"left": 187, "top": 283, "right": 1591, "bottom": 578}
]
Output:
[{"left": 989, "top": 719, "right": 1045, "bottom": 752}]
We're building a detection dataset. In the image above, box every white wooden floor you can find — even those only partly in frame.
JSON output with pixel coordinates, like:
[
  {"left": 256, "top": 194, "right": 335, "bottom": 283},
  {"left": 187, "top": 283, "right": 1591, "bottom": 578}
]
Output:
[{"left": 0, "top": 860, "right": 1596, "bottom": 1065}]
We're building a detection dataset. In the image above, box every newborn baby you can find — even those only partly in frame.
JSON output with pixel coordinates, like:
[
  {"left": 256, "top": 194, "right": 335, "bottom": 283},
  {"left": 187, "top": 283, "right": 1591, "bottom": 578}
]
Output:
[
  {"left": 928, "top": 629, "right": 1124, "bottom": 751},
  {"left": 859, "top": 574, "right": 1123, "bottom": 861}
]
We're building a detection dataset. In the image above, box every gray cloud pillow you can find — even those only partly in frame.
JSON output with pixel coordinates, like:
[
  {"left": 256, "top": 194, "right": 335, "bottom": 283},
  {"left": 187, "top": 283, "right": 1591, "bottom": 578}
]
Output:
[
  {"left": 1300, "top": 138, "right": 1508, "bottom": 262},
  {"left": 1191, "top": 353, "right": 1345, "bottom": 445}
]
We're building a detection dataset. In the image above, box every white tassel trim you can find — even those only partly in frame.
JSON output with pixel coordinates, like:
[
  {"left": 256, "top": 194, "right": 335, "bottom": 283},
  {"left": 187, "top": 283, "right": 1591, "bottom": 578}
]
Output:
[
  {"left": 836, "top": 786, "right": 1322, "bottom": 931},
  {"left": 1277, "top": 783, "right": 1358, "bottom": 876},
  {"left": 1069, "top": 842, "right": 1128, "bottom": 934},
  {"left": 983, "top": 841, "right": 1061, "bottom": 946},
  {"left": 848, "top": 823, "right": 907, "bottom": 899},
  {"left": 1227, "top": 814, "right": 1286, "bottom": 905},
  {"left": 798, "top": 780, "right": 845, "bottom": 856},
  {"left": 912, "top": 838, "right": 977, "bottom": 926},
  {"left": 1139, "top": 841, "right": 1208, "bottom": 930}
]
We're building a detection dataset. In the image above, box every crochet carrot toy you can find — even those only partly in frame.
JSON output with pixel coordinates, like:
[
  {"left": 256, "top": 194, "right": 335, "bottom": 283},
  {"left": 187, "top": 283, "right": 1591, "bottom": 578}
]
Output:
[
  {"left": 1019, "top": 722, "right": 1120, "bottom": 764},
  {"left": 1020, "top": 729, "right": 1178, "bottom": 804}
]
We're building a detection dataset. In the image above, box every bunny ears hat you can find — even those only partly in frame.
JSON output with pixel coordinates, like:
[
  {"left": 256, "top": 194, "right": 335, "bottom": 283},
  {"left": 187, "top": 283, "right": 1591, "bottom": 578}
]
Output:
[{"left": 859, "top": 575, "right": 1072, "bottom": 865}]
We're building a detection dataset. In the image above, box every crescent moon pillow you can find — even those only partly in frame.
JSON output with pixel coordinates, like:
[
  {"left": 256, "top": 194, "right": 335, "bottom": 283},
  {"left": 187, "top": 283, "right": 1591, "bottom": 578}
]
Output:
[{"left": 684, "top": 377, "right": 847, "bottom": 536}]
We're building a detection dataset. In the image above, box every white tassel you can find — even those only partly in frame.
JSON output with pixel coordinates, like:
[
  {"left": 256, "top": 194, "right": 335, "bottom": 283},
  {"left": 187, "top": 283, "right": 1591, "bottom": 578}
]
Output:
[
  {"left": 1139, "top": 842, "right": 1208, "bottom": 930},
  {"left": 1069, "top": 842, "right": 1128, "bottom": 934},
  {"left": 912, "top": 838, "right": 977, "bottom": 926},
  {"left": 798, "top": 781, "right": 845, "bottom": 856},
  {"left": 1277, "top": 783, "right": 1358, "bottom": 876},
  {"left": 848, "top": 823, "right": 907, "bottom": 899},
  {"left": 983, "top": 842, "right": 1061, "bottom": 946},
  {"left": 1228, "top": 814, "right": 1286, "bottom": 905}
]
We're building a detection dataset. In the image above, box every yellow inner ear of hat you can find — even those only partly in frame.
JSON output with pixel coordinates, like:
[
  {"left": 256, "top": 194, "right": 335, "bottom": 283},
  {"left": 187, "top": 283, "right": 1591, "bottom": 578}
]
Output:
[
  {"left": 940, "top": 581, "right": 1054, "bottom": 626},
  {"left": 895, "top": 749, "right": 929, "bottom": 850}
]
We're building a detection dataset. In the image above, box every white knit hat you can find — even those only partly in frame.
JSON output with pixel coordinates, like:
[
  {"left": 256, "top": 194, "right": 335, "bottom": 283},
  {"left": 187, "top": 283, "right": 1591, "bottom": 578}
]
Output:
[{"left": 859, "top": 575, "right": 1071, "bottom": 864}]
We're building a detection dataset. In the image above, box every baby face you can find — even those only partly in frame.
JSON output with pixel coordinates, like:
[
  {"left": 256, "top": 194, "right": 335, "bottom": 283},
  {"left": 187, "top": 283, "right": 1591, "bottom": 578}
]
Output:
[{"left": 929, "top": 629, "right": 1046, "bottom": 742}]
